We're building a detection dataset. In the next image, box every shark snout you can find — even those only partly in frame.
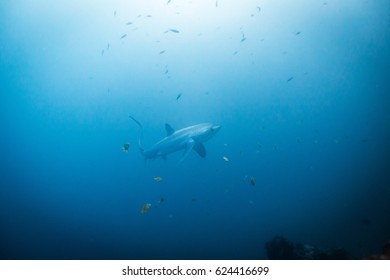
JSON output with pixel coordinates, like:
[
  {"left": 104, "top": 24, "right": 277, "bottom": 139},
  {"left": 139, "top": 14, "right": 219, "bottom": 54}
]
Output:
[{"left": 211, "top": 124, "right": 221, "bottom": 133}]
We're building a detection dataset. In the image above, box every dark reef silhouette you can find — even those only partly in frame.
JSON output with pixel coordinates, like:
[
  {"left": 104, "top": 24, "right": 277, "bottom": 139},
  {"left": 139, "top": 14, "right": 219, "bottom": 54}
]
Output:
[{"left": 265, "top": 235, "right": 352, "bottom": 260}]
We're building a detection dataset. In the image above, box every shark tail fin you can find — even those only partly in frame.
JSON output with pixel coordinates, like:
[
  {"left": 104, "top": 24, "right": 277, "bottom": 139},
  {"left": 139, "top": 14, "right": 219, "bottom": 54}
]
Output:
[{"left": 129, "top": 115, "right": 145, "bottom": 157}]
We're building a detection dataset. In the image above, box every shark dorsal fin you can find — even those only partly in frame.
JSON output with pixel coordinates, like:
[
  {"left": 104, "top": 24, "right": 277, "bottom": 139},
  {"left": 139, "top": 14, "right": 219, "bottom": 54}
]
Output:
[{"left": 165, "top": 123, "right": 175, "bottom": 136}]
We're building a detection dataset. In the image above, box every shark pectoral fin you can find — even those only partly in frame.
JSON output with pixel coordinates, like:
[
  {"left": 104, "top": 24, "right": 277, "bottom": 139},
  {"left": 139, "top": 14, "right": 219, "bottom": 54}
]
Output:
[
  {"left": 193, "top": 142, "right": 207, "bottom": 158},
  {"left": 179, "top": 139, "right": 195, "bottom": 163},
  {"left": 165, "top": 124, "right": 175, "bottom": 136}
]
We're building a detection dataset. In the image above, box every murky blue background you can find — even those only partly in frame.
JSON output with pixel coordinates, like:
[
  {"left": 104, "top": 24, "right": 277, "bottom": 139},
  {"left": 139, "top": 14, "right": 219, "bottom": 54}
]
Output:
[{"left": 1, "top": 0, "right": 389, "bottom": 259}]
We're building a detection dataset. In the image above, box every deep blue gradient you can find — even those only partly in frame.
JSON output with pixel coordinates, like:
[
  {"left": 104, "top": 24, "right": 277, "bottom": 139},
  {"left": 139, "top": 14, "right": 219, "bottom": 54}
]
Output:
[{"left": 1, "top": 0, "right": 390, "bottom": 259}]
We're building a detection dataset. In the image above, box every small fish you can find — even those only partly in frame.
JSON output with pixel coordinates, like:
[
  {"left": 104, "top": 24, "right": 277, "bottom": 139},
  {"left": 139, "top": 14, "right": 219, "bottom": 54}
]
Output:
[
  {"left": 257, "top": 6, "right": 261, "bottom": 12},
  {"left": 295, "top": 32, "right": 301, "bottom": 35},
  {"left": 145, "top": 15, "right": 152, "bottom": 18},
  {"left": 169, "top": 29, "right": 180, "bottom": 33},
  {"left": 167, "top": 0, "right": 171, "bottom": 4},
  {"left": 159, "top": 50, "right": 166, "bottom": 54},
  {"left": 159, "top": 197, "right": 165, "bottom": 203},
  {"left": 141, "top": 203, "right": 151, "bottom": 214},
  {"left": 114, "top": 10, "right": 117, "bottom": 16},
  {"left": 222, "top": 156, "right": 229, "bottom": 162},
  {"left": 106, "top": 43, "right": 110, "bottom": 50},
  {"left": 120, "top": 34, "right": 127, "bottom": 39},
  {"left": 122, "top": 143, "right": 130, "bottom": 153},
  {"left": 176, "top": 93, "right": 182, "bottom": 100},
  {"left": 216, "top": 1, "right": 218, "bottom": 7},
  {"left": 126, "top": 21, "right": 133, "bottom": 25},
  {"left": 164, "top": 69, "right": 169, "bottom": 74},
  {"left": 101, "top": 49, "right": 105, "bottom": 55},
  {"left": 153, "top": 177, "right": 163, "bottom": 183},
  {"left": 250, "top": 176, "right": 255, "bottom": 187},
  {"left": 240, "top": 33, "right": 246, "bottom": 42},
  {"left": 287, "top": 76, "right": 294, "bottom": 82}
]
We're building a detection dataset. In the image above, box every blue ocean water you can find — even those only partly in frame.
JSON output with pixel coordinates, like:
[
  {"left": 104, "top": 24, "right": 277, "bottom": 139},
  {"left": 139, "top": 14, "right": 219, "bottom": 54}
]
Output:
[{"left": 1, "top": 0, "right": 389, "bottom": 260}]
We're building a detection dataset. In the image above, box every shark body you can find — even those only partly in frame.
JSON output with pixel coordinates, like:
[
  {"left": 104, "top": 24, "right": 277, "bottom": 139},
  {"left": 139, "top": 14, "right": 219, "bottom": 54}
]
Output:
[{"left": 130, "top": 116, "right": 221, "bottom": 161}]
